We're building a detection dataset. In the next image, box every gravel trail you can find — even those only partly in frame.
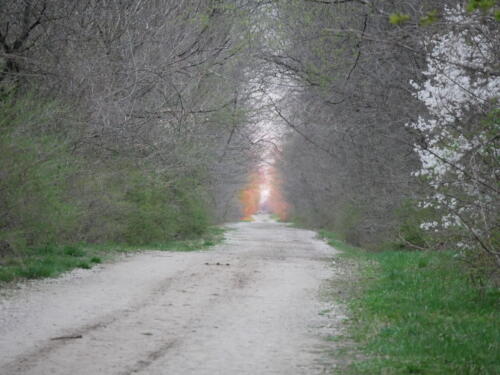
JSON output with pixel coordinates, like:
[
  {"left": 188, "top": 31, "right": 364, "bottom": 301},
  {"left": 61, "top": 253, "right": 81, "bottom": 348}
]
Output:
[{"left": 0, "top": 215, "right": 342, "bottom": 374}]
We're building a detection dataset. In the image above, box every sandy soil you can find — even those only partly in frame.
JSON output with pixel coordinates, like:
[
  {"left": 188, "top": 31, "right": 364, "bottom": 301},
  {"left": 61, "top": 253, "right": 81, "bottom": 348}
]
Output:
[{"left": 0, "top": 215, "right": 345, "bottom": 374}]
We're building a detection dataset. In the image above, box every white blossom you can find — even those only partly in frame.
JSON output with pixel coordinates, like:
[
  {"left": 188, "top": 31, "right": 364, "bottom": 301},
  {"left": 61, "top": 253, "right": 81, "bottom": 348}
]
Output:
[{"left": 407, "top": 6, "right": 499, "bottom": 250}]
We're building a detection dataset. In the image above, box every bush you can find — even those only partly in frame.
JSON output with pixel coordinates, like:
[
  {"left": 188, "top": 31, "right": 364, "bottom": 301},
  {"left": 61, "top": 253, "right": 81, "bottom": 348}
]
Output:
[
  {"left": 389, "top": 199, "right": 435, "bottom": 250},
  {"left": 0, "top": 89, "right": 214, "bottom": 281},
  {"left": 0, "top": 90, "right": 79, "bottom": 253},
  {"left": 123, "top": 175, "right": 210, "bottom": 245},
  {"left": 334, "top": 202, "right": 362, "bottom": 245}
]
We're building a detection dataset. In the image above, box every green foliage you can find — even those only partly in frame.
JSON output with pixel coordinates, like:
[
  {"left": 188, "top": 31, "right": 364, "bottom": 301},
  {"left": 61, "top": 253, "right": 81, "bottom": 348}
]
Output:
[
  {"left": 318, "top": 230, "right": 359, "bottom": 253},
  {"left": 18, "top": 262, "right": 57, "bottom": 279},
  {"left": 389, "top": 13, "right": 411, "bottom": 25},
  {"left": 0, "top": 89, "right": 221, "bottom": 283},
  {"left": 334, "top": 202, "right": 362, "bottom": 245},
  {"left": 0, "top": 227, "right": 226, "bottom": 283},
  {"left": 483, "top": 106, "right": 500, "bottom": 142},
  {"left": 2, "top": 244, "right": 94, "bottom": 280},
  {"left": 63, "top": 245, "right": 86, "bottom": 257},
  {"left": 123, "top": 175, "right": 209, "bottom": 245},
  {"left": 388, "top": 200, "right": 435, "bottom": 250},
  {"left": 419, "top": 10, "right": 440, "bottom": 26},
  {"left": 77, "top": 261, "right": 91, "bottom": 269},
  {"left": 351, "top": 252, "right": 499, "bottom": 374},
  {"left": 323, "top": 233, "right": 500, "bottom": 374},
  {"left": 467, "top": 0, "right": 498, "bottom": 12},
  {"left": 0, "top": 90, "right": 79, "bottom": 252}
]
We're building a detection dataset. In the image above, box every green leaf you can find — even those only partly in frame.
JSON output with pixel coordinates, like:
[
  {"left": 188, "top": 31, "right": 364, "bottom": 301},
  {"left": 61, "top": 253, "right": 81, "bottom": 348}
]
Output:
[
  {"left": 419, "top": 10, "right": 440, "bottom": 26},
  {"left": 467, "top": 0, "right": 497, "bottom": 12},
  {"left": 389, "top": 13, "right": 411, "bottom": 25}
]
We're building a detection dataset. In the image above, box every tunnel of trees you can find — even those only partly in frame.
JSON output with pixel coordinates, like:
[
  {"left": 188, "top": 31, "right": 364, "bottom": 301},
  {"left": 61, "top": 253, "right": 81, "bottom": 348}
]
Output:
[{"left": 1, "top": 1, "right": 498, "bottom": 278}]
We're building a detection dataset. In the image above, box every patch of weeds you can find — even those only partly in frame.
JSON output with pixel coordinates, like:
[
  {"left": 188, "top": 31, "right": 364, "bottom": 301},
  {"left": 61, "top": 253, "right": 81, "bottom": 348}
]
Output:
[
  {"left": 0, "top": 267, "right": 18, "bottom": 282},
  {"left": 33, "top": 245, "right": 59, "bottom": 255},
  {"left": 160, "top": 226, "right": 227, "bottom": 252},
  {"left": 319, "top": 230, "right": 500, "bottom": 375},
  {"left": 318, "top": 230, "right": 361, "bottom": 254},
  {"left": 77, "top": 262, "right": 91, "bottom": 269},
  {"left": 89, "top": 226, "right": 227, "bottom": 253},
  {"left": 63, "top": 246, "right": 86, "bottom": 257},
  {"left": 0, "top": 244, "right": 95, "bottom": 282},
  {"left": 18, "top": 262, "right": 56, "bottom": 279},
  {"left": 1, "top": 226, "right": 226, "bottom": 285}
]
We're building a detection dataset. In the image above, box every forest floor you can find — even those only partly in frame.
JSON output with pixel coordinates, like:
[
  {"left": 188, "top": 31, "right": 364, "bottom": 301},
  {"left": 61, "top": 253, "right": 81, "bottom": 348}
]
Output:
[{"left": 0, "top": 215, "right": 348, "bottom": 375}]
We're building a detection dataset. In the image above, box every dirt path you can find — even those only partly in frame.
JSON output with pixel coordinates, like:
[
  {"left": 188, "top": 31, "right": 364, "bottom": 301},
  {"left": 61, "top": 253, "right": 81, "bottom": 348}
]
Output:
[{"left": 0, "top": 215, "right": 344, "bottom": 374}]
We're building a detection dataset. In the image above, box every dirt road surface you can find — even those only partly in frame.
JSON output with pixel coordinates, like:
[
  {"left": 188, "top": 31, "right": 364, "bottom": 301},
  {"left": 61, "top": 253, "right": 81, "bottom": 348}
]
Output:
[{"left": 0, "top": 215, "right": 344, "bottom": 374}]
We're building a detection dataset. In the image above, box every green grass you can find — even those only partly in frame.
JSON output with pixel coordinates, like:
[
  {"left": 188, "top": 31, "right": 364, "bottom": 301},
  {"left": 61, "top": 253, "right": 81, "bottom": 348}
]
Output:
[
  {"left": 0, "top": 226, "right": 226, "bottom": 284},
  {"left": 319, "top": 230, "right": 500, "bottom": 375}
]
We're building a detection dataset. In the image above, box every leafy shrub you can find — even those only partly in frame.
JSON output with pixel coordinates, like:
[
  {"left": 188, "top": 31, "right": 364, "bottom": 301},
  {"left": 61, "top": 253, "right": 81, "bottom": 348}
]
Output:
[
  {"left": 123, "top": 175, "right": 210, "bottom": 245},
  {"left": 63, "top": 245, "right": 86, "bottom": 257},
  {"left": 389, "top": 199, "right": 435, "bottom": 250},
  {"left": 0, "top": 88, "right": 215, "bottom": 282},
  {"left": 0, "top": 90, "right": 79, "bottom": 252},
  {"left": 334, "top": 202, "right": 362, "bottom": 245}
]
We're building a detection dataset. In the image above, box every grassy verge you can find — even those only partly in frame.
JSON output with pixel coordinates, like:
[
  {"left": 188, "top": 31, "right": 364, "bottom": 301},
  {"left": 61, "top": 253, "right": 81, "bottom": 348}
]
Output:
[
  {"left": 0, "top": 226, "right": 226, "bottom": 284},
  {"left": 319, "top": 230, "right": 500, "bottom": 375}
]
